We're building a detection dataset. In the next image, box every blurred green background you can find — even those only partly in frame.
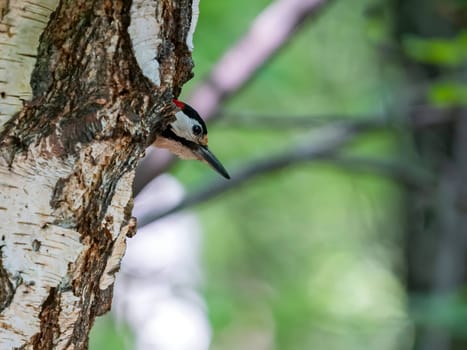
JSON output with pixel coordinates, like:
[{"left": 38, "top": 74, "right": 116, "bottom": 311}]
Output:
[{"left": 90, "top": 0, "right": 467, "bottom": 349}]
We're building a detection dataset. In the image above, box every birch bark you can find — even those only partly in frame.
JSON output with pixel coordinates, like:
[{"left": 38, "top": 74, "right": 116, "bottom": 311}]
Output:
[{"left": 0, "top": 0, "right": 196, "bottom": 348}]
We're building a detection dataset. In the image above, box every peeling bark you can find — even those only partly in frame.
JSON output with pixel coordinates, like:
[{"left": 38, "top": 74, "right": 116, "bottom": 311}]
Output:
[{"left": 0, "top": 0, "right": 196, "bottom": 348}]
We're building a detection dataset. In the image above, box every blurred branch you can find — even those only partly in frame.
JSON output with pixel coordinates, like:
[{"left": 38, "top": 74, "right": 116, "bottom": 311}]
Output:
[
  {"left": 134, "top": 0, "right": 332, "bottom": 194},
  {"left": 188, "top": 0, "right": 330, "bottom": 118},
  {"left": 138, "top": 122, "right": 434, "bottom": 227},
  {"left": 215, "top": 105, "right": 457, "bottom": 129},
  {"left": 138, "top": 121, "right": 357, "bottom": 227},
  {"left": 327, "top": 155, "right": 435, "bottom": 188}
]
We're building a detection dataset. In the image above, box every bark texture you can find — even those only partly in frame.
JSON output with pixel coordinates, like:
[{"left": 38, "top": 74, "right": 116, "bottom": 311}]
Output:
[{"left": 0, "top": 0, "right": 195, "bottom": 348}]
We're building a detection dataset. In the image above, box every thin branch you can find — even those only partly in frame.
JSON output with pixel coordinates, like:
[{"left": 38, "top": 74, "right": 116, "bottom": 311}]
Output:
[
  {"left": 139, "top": 155, "right": 433, "bottom": 228},
  {"left": 326, "top": 155, "right": 435, "bottom": 189},
  {"left": 214, "top": 106, "right": 457, "bottom": 129}
]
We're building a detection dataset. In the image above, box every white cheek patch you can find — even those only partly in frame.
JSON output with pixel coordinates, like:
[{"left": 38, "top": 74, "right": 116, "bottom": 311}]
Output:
[{"left": 172, "top": 111, "right": 201, "bottom": 142}]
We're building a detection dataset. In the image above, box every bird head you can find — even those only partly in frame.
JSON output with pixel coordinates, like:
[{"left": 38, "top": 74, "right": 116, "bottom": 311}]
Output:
[{"left": 154, "top": 99, "right": 230, "bottom": 179}]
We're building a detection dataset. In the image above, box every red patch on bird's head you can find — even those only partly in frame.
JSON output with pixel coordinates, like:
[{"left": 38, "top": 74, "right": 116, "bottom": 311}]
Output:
[{"left": 173, "top": 99, "right": 185, "bottom": 109}]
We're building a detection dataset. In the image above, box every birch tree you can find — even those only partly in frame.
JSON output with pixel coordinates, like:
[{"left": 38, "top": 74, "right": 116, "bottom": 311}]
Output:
[{"left": 0, "top": 0, "right": 198, "bottom": 348}]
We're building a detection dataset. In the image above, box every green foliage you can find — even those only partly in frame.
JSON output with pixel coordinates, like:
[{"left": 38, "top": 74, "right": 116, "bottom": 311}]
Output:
[
  {"left": 403, "top": 31, "right": 467, "bottom": 107},
  {"left": 429, "top": 81, "right": 467, "bottom": 106},
  {"left": 403, "top": 32, "right": 467, "bottom": 66}
]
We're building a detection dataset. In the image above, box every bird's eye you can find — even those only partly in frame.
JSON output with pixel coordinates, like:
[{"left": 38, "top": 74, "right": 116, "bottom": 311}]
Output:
[{"left": 192, "top": 125, "right": 202, "bottom": 136}]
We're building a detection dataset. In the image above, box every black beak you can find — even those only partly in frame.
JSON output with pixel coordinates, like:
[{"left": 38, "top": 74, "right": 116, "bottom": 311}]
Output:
[{"left": 195, "top": 146, "right": 230, "bottom": 179}]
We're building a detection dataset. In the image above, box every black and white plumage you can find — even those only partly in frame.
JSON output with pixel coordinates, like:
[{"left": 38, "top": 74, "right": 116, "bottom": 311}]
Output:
[{"left": 155, "top": 99, "right": 230, "bottom": 179}]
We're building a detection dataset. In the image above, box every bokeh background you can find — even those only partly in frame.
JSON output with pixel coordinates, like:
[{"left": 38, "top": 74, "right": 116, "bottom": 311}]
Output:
[{"left": 90, "top": 0, "right": 467, "bottom": 349}]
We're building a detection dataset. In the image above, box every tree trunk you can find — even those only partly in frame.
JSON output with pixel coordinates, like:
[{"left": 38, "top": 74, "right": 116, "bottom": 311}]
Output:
[{"left": 0, "top": 0, "right": 197, "bottom": 348}]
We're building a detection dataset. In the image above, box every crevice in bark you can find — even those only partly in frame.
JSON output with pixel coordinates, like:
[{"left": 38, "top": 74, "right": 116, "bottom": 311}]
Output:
[
  {"left": 0, "top": 251, "right": 14, "bottom": 313},
  {"left": 157, "top": 0, "right": 194, "bottom": 96},
  {"left": 32, "top": 287, "right": 61, "bottom": 350},
  {"left": 67, "top": 240, "right": 114, "bottom": 348}
]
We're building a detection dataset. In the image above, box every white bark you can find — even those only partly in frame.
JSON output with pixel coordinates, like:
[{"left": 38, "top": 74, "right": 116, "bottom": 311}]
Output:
[
  {"left": 186, "top": 0, "right": 200, "bottom": 51},
  {"left": 129, "top": 0, "right": 163, "bottom": 86},
  {"left": 0, "top": 0, "right": 59, "bottom": 127},
  {"left": 128, "top": 0, "right": 199, "bottom": 86},
  {"left": 0, "top": 141, "right": 135, "bottom": 348},
  {"left": 0, "top": 155, "right": 78, "bottom": 346}
]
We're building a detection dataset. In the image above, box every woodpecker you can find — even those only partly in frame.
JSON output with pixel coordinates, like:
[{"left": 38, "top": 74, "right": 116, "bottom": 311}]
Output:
[{"left": 155, "top": 99, "right": 230, "bottom": 179}]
